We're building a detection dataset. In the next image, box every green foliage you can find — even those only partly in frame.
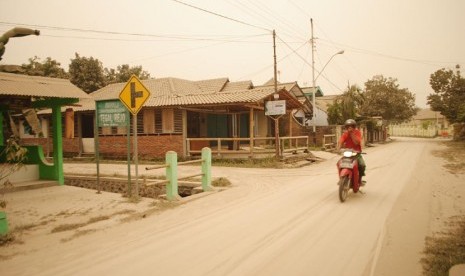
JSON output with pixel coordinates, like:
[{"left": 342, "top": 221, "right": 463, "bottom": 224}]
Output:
[
  {"left": 421, "top": 120, "right": 433, "bottom": 130},
  {"left": 1, "top": 136, "right": 27, "bottom": 165},
  {"left": 21, "top": 56, "right": 68, "bottom": 78},
  {"left": 69, "top": 53, "right": 107, "bottom": 93},
  {"left": 360, "top": 75, "right": 417, "bottom": 124},
  {"left": 105, "top": 64, "right": 151, "bottom": 84},
  {"left": 327, "top": 85, "right": 364, "bottom": 125},
  {"left": 428, "top": 65, "right": 465, "bottom": 124},
  {"left": 0, "top": 136, "right": 28, "bottom": 208}
]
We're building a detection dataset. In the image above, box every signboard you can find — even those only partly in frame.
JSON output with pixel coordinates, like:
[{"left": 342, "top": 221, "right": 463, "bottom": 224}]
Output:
[
  {"left": 119, "top": 75, "right": 151, "bottom": 115},
  {"left": 96, "top": 100, "right": 129, "bottom": 127},
  {"left": 265, "top": 100, "right": 286, "bottom": 116}
]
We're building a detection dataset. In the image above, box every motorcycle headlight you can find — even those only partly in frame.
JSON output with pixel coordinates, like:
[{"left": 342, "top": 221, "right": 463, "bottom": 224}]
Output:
[{"left": 343, "top": 151, "right": 353, "bottom": 158}]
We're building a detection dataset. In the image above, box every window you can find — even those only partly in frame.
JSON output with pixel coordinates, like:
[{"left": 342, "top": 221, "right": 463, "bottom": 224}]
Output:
[
  {"left": 162, "top": 109, "right": 174, "bottom": 133},
  {"left": 143, "top": 109, "right": 155, "bottom": 134}
]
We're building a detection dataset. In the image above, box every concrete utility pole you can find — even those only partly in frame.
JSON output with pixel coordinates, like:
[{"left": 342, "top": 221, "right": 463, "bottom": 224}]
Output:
[
  {"left": 0, "top": 27, "right": 40, "bottom": 60},
  {"left": 272, "top": 30, "right": 280, "bottom": 158},
  {"left": 311, "top": 19, "right": 316, "bottom": 133}
]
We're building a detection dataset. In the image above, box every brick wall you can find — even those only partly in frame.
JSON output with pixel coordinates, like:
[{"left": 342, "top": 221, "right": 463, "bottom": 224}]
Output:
[
  {"left": 21, "top": 135, "right": 184, "bottom": 159},
  {"left": 285, "top": 114, "right": 336, "bottom": 146}
]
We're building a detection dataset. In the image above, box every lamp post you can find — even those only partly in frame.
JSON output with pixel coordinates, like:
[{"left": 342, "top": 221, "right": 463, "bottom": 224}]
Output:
[
  {"left": 314, "top": 50, "right": 344, "bottom": 82},
  {"left": 311, "top": 20, "right": 344, "bottom": 133},
  {"left": 0, "top": 27, "right": 40, "bottom": 60}
]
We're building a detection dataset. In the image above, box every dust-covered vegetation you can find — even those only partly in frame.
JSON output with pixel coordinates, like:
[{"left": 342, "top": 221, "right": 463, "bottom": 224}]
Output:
[
  {"left": 421, "top": 215, "right": 465, "bottom": 276},
  {"left": 422, "top": 140, "right": 465, "bottom": 275}
]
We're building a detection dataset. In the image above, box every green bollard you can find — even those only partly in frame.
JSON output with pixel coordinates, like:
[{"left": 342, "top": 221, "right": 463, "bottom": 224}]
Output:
[
  {"left": 201, "top": 147, "right": 213, "bottom": 191},
  {"left": 165, "top": 151, "right": 180, "bottom": 201},
  {"left": 0, "top": 211, "right": 8, "bottom": 235}
]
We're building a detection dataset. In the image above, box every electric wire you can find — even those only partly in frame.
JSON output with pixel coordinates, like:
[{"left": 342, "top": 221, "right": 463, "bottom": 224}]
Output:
[{"left": 170, "top": 0, "right": 272, "bottom": 33}]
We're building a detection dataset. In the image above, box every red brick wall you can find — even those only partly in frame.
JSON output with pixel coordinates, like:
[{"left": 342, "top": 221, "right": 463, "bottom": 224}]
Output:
[
  {"left": 99, "top": 135, "right": 183, "bottom": 159},
  {"left": 284, "top": 114, "right": 336, "bottom": 146},
  {"left": 21, "top": 135, "right": 184, "bottom": 159}
]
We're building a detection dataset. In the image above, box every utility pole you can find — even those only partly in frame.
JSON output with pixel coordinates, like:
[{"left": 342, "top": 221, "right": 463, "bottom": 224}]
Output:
[
  {"left": 272, "top": 29, "right": 280, "bottom": 158},
  {"left": 311, "top": 18, "right": 316, "bottom": 134}
]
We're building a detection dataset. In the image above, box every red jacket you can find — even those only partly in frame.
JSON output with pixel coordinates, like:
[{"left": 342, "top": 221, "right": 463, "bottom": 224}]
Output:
[{"left": 339, "top": 129, "right": 362, "bottom": 152}]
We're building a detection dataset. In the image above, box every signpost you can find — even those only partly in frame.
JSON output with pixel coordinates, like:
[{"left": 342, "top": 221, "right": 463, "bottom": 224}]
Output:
[
  {"left": 118, "top": 75, "right": 151, "bottom": 198},
  {"left": 95, "top": 100, "right": 130, "bottom": 194},
  {"left": 265, "top": 100, "right": 286, "bottom": 116},
  {"left": 265, "top": 100, "right": 286, "bottom": 158},
  {"left": 96, "top": 100, "right": 129, "bottom": 127}
]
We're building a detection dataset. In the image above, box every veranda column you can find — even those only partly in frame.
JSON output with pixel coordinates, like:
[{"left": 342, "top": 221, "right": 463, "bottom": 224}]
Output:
[{"left": 52, "top": 105, "right": 64, "bottom": 184}]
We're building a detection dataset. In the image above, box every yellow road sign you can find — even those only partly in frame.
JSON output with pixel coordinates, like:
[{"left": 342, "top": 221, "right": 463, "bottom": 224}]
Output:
[{"left": 119, "top": 75, "right": 151, "bottom": 115}]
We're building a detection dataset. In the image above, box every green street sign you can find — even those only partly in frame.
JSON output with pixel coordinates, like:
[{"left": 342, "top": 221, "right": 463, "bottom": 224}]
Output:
[{"left": 96, "top": 100, "right": 129, "bottom": 127}]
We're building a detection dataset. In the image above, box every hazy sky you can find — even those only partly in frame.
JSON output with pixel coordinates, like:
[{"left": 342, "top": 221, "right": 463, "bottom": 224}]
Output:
[{"left": 1, "top": 0, "right": 464, "bottom": 107}]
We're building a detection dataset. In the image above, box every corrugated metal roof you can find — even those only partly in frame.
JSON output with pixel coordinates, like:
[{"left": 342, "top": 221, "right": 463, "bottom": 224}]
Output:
[{"left": 0, "top": 72, "right": 90, "bottom": 99}]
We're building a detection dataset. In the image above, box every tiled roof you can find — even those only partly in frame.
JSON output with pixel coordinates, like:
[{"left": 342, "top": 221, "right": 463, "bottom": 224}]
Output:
[
  {"left": 59, "top": 77, "right": 305, "bottom": 112},
  {"left": 0, "top": 72, "right": 90, "bottom": 99},
  {"left": 414, "top": 108, "right": 445, "bottom": 120},
  {"left": 146, "top": 86, "right": 281, "bottom": 107},
  {"left": 316, "top": 95, "right": 338, "bottom": 112},
  {"left": 91, "top": 77, "right": 230, "bottom": 101}
]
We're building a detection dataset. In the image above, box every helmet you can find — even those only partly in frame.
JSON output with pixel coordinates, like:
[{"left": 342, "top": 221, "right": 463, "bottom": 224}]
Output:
[{"left": 344, "top": 119, "right": 356, "bottom": 127}]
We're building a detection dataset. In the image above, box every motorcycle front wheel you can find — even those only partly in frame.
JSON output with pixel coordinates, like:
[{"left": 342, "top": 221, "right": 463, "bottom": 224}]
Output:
[{"left": 338, "top": 175, "right": 350, "bottom": 202}]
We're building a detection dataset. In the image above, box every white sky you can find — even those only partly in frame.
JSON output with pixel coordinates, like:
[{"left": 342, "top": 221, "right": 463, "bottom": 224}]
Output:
[{"left": 1, "top": 0, "right": 464, "bottom": 107}]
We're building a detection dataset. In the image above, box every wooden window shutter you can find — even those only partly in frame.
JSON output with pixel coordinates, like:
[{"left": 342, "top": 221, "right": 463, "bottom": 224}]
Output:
[{"left": 162, "top": 108, "right": 174, "bottom": 133}]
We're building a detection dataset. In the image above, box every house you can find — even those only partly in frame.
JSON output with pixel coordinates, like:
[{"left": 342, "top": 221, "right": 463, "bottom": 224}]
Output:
[
  {"left": 296, "top": 87, "right": 332, "bottom": 127},
  {"left": 28, "top": 77, "right": 312, "bottom": 159},
  {"left": 389, "top": 108, "right": 452, "bottom": 138}
]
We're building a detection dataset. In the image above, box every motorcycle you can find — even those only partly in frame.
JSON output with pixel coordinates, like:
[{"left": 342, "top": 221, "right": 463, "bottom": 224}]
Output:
[{"left": 336, "top": 148, "right": 364, "bottom": 202}]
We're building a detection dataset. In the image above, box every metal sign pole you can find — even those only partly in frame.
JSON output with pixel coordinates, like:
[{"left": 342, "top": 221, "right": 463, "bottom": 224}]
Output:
[
  {"left": 133, "top": 113, "right": 139, "bottom": 198},
  {"left": 94, "top": 109, "right": 100, "bottom": 194},
  {"left": 119, "top": 75, "right": 150, "bottom": 199},
  {"left": 127, "top": 111, "right": 131, "bottom": 197}
]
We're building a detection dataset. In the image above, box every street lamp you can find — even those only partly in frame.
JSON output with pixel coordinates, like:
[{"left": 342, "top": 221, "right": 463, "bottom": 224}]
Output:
[
  {"left": 0, "top": 27, "right": 40, "bottom": 60},
  {"left": 314, "top": 50, "right": 344, "bottom": 82},
  {"left": 311, "top": 49, "right": 344, "bottom": 132}
]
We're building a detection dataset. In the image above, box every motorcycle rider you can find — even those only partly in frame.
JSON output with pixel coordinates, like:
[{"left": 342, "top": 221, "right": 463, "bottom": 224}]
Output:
[{"left": 337, "top": 119, "right": 366, "bottom": 185}]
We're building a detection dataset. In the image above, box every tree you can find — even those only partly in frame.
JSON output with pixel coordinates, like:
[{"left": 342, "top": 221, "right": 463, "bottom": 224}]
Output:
[
  {"left": 428, "top": 65, "right": 465, "bottom": 124},
  {"left": 327, "top": 85, "right": 364, "bottom": 125},
  {"left": 105, "top": 64, "right": 151, "bottom": 84},
  {"left": 21, "top": 56, "right": 68, "bottom": 78},
  {"left": 69, "top": 53, "right": 106, "bottom": 93},
  {"left": 360, "top": 75, "right": 417, "bottom": 123}
]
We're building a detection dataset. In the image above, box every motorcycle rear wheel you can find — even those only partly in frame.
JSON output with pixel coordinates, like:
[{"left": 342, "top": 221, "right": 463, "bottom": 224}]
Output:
[{"left": 338, "top": 175, "right": 350, "bottom": 202}]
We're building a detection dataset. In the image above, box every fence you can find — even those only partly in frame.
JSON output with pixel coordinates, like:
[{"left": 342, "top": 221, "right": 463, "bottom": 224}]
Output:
[
  {"left": 389, "top": 124, "right": 438, "bottom": 138},
  {"left": 322, "top": 134, "right": 337, "bottom": 150},
  {"left": 186, "top": 136, "right": 309, "bottom": 157},
  {"left": 145, "top": 147, "right": 212, "bottom": 200}
]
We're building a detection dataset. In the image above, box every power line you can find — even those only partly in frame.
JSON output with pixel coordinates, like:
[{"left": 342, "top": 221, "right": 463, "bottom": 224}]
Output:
[
  {"left": 319, "top": 38, "right": 465, "bottom": 66},
  {"left": 170, "top": 0, "right": 272, "bottom": 33},
  {"left": 0, "top": 21, "right": 268, "bottom": 42},
  {"left": 276, "top": 34, "right": 344, "bottom": 93}
]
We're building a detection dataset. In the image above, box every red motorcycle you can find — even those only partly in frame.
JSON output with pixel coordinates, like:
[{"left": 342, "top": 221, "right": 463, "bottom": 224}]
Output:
[{"left": 336, "top": 149, "right": 364, "bottom": 202}]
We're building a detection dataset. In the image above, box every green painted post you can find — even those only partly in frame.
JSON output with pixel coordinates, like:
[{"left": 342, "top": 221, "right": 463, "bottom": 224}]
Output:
[
  {"left": 201, "top": 147, "right": 212, "bottom": 191},
  {"left": 0, "top": 211, "right": 8, "bottom": 235},
  {"left": 165, "top": 151, "right": 180, "bottom": 201},
  {"left": 52, "top": 105, "right": 64, "bottom": 185}
]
